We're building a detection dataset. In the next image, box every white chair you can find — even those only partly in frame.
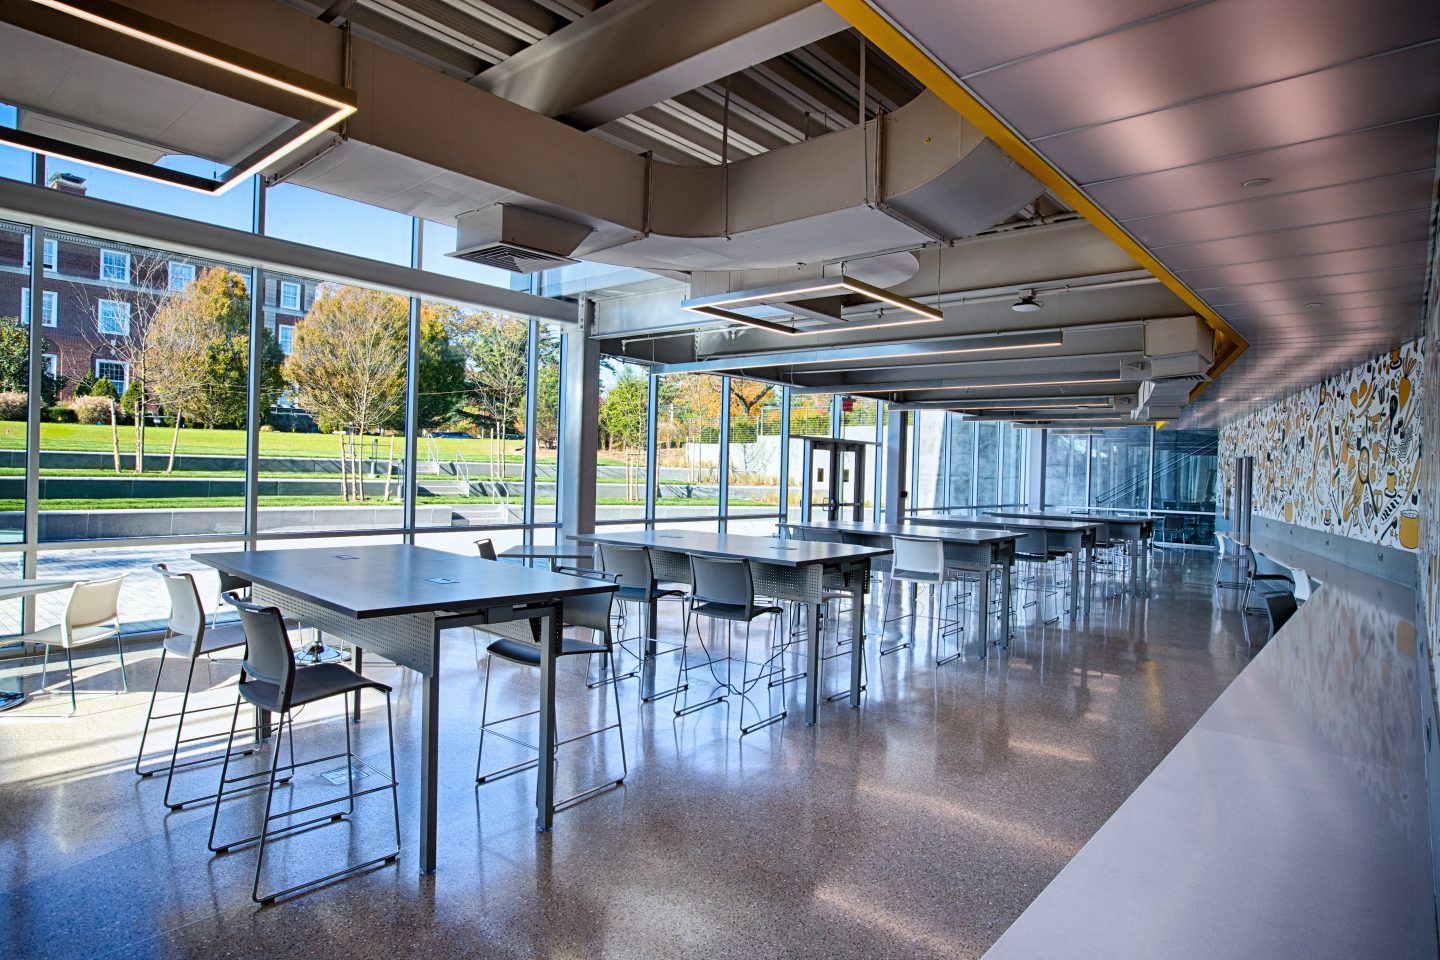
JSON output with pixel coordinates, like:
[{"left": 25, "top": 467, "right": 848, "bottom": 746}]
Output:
[
  {"left": 880, "top": 536, "right": 966, "bottom": 664},
  {"left": 20, "top": 576, "right": 126, "bottom": 713}
]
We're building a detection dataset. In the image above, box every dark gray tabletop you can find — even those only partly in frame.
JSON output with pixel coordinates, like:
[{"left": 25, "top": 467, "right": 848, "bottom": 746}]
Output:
[
  {"left": 782, "top": 518, "right": 1018, "bottom": 545},
  {"left": 915, "top": 513, "right": 1101, "bottom": 533},
  {"left": 988, "top": 510, "right": 1156, "bottom": 525},
  {"left": 579, "top": 529, "right": 889, "bottom": 567},
  {"left": 193, "top": 544, "right": 614, "bottom": 619},
  {"left": 498, "top": 543, "right": 595, "bottom": 560}
]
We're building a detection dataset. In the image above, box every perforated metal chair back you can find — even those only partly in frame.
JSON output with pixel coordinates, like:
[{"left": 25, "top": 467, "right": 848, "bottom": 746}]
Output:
[
  {"left": 600, "top": 543, "right": 654, "bottom": 592},
  {"left": 228, "top": 595, "right": 295, "bottom": 709},
  {"left": 891, "top": 536, "right": 946, "bottom": 580},
  {"left": 64, "top": 577, "right": 124, "bottom": 639},
  {"left": 154, "top": 563, "right": 205, "bottom": 642},
  {"left": 689, "top": 555, "right": 755, "bottom": 611},
  {"left": 475, "top": 539, "right": 498, "bottom": 561}
]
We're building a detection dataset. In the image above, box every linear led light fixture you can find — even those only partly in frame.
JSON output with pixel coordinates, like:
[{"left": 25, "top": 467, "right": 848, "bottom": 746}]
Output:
[
  {"left": 655, "top": 329, "right": 1063, "bottom": 375},
  {"left": 826, "top": 374, "right": 1123, "bottom": 397},
  {"left": 6, "top": 0, "right": 357, "bottom": 195},
  {"left": 681, "top": 275, "right": 943, "bottom": 336}
]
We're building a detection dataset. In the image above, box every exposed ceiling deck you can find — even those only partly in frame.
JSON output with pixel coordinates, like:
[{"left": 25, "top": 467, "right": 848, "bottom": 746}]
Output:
[{"left": 828, "top": 0, "right": 1440, "bottom": 427}]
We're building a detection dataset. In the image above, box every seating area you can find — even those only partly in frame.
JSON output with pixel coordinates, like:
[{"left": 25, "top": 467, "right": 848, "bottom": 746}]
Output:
[{"left": 0, "top": 2, "right": 1436, "bottom": 957}]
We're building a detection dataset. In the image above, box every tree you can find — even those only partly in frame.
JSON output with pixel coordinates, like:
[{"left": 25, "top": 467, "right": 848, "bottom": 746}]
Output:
[
  {"left": 82, "top": 251, "right": 173, "bottom": 473},
  {"left": 147, "top": 269, "right": 284, "bottom": 470},
  {"left": 283, "top": 285, "right": 408, "bottom": 499},
  {"left": 88, "top": 377, "right": 119, "bottom": 401},
  {"left": 448, "top": 310, "right": 530, "bottom": 436},
  {"left": 600, "top": 366, "right": 648, "bottom": 452},
  {"left": 414, "top": 305, "right": 468, "bottom": 430},
  {"left": 0, "top": 316, "right": 64, "bottom": 404}
]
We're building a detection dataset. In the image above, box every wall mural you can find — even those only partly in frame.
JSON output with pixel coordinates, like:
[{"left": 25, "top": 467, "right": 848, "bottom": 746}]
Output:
[{"left": 1218, "top": 338, "right": 1423, "bottom": 550}]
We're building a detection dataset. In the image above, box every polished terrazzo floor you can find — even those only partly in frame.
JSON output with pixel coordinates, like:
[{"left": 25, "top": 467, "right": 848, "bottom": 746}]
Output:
[{"left": 0, "top": 552, "right": 1255, "bottom": 959}]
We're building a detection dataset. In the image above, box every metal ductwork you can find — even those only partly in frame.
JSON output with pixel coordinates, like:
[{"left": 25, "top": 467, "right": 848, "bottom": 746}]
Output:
[{"left": 451, "top": 205, "right": 592, "bottom": 273}]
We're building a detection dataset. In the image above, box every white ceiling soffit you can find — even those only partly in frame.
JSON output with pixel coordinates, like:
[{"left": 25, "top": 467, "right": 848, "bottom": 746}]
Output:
[{"left": 840, "top": 0, "right": 1440, "bottom": 426}]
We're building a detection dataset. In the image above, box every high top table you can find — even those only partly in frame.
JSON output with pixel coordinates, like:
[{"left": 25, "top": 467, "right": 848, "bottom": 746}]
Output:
[
  {"left": 988, "top": 510, "right": 1157, "bottom": 589},
  {"left": 193, "top": 544, "right": 615, "bottom": 872},
  {"left": 780, "top": 519, "right": 1018, "bottom": 652},
  {"left": 577, "top": 530, "right": 889, "bottom": 725},
  {"left": 912, "top": 513, "right": 1100, "bottom": 620}
]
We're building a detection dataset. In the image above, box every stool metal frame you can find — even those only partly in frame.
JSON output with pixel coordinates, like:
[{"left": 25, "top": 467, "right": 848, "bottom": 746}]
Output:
[
  {"left": 135, "top": 564, "right": 260, "bottom": 809},
  {"left": 208, "top": 597, "right": 399, "bottom": 905},
  {"left": 476, "top": 589, "right": 627, "bottom": 811}
]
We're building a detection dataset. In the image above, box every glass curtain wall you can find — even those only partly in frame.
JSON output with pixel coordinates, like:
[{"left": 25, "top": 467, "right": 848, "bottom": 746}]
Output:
[
  {"left": 911, "top": 413, "right": 1029, "bottom": 514},
  {"left": 0, "top": 156, "right": 565, "bottom": 636},
  {"left": 727, "top": 377, "right": 783, "bottom": 533}
]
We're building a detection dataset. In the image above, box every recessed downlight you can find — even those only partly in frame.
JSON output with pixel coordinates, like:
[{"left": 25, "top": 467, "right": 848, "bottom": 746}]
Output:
[
  {"left": 1242, "top": 177, "right": 1272, "bottom": 189},
  {"left": 1011, "top": 289, "right": 1043, "bottom": 313}
]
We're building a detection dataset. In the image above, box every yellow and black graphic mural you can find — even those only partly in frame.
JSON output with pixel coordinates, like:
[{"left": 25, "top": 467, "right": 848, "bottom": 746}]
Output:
[{"left": 1219, "top": 338, "right": 1423, "bottom": 550}]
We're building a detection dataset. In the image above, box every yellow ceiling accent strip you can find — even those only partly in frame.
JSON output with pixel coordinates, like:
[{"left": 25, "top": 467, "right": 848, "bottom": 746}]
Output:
[{"left": 825, "top": 0, "right": 1248, "bottom": 403}]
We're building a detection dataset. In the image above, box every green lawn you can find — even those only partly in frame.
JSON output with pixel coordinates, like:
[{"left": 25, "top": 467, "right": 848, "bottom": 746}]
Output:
[
  {"left": 0, "top": 421, "right": 584, "bottom": 463},
  {"left": 6, "top": 495, "right": 767, "bottom": 511}
]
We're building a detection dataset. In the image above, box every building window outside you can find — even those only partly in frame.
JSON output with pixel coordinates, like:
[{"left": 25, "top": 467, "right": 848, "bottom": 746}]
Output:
[
  {"left": 20, "top": 288, "right": 58, "bottom": 326},
  {"left": 23, "top": 236, "right": 58, "bottom": 270},
  {"left": 97, "top": 298, "right": 131, "bottom": 336},
  {"left": 277, "top": 323, "right": 293, "bottom": 354},
  {"left": 279, "top": 280, "right": 301, "bottom": 311},
  {"left": 100, "top": 249, "right": 130, "bottom": 283},
  {"left": 95, "top": 359, "right": 128, "bottom": 393},
  {"left": 167, "top": 261, "right": 196, "bottom": 291},
  {"left": 42, "top": 354, "right": 57, "bottom": 378}
]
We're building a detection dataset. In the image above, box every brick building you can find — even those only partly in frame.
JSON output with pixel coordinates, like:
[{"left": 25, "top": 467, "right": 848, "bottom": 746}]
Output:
[{"left": 0, "top": 175, "right": 315, "bottom": 405}]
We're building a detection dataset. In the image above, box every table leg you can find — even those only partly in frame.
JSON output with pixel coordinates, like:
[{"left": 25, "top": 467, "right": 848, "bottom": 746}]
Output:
[
  {"left": 1069, "top": 550, "right": 1081, "bottom": 621},
  {"left": 535, "top": 607, "right": 558, "bottom": 832},
  {"left": 419, "top": 633, "right": 440, "bottom": 874},
  {"left": 977, "top": 564, "right": 991, "bottom": 651},
  {"left": 848, "top": 581, "right": 864, "bottom": 708},
  {"left": 804, "top": 601, "right": 821, "bottom": 725},
  {"left": 1000, "top": 559, "right": 1012, "bottom": 647},
  {"left": 643, "top": 595, "right": 658, "bottom": 701},
  {"left": 1140, "top": 535, "right": 1150, "bottom": 582},
  {"left": 1083, "top": 544, "right": 1093, "bottom": 614},
  {"left": 351, "top": 647, "right": 364, "bottom": 722}
]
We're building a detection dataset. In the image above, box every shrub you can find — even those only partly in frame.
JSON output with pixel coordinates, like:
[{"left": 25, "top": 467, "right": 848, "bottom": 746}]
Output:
[
  {"left": 88, "top": 377, "right": 119, "bottom": 401},
  {"left": 0, "top": 391, "right": 26, "bottom": 421},
  {"left": 43, "top": 406, "right": 76, "bottom": 424},
  {"left": 72, "top": 372, "right": 98, "bottom": 397},
  {"left": 71, "top": 396, "right": 114, "bottom": 425},
  {"left": 120, "top": 381, "right": 144, "bottom": 417}
]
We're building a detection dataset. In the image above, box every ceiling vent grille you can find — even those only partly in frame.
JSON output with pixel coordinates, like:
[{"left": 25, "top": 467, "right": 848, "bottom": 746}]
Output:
[
  {"left": 450, "top": 205, "right": 591, "bottom": 274},
  {"left": 451, "top": 243, "right": 578, "bottom": 273}
]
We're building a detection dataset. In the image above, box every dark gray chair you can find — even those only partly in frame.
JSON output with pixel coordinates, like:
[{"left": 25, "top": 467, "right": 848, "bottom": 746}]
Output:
[
  {"left": 676, "top": 555, "right": 786, "bottom": 735},
  {"left": 1262, "top": 590, "right": 1298, "bottom": 637},
  {"left": 208, "top": 596, "right": 399, "bottom": 905},
  {"left": 135, "top": 564, "right": 254, "bottom": 809},
  {"left": 599, "top": 543, "right": 685, "bottom": 699},
  {"left": 475, "top": 590, "right": 626, "bottom": 811},
  {"left": 474, "top": 538, "right": 498, "bottom": 561}
]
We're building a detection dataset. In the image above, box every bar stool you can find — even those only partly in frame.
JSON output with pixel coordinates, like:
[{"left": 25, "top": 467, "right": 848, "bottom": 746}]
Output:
[
  {"left": 675, "top": 555, "right": 786, "bottom": 735},
  {"left": 879, "top": 536, "right": 965, "bottom": 664},
  {"left": 474, "top": 539, "right": 498, "bottom": 560},
  {"left": 598, "top": 543, "right": 686, "bottom": 700},
  {"left": 475, "top": 590, "right": 627, "bottom": 810},
  {"left": 135, "top": 564, "right": 255, "bottom": 809},
  {"left": 1013, "top": 530, "right": 1060, "bottom": 624},
  {"left": 208, "top": 596, "right": 399, "bottom": 905}
]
